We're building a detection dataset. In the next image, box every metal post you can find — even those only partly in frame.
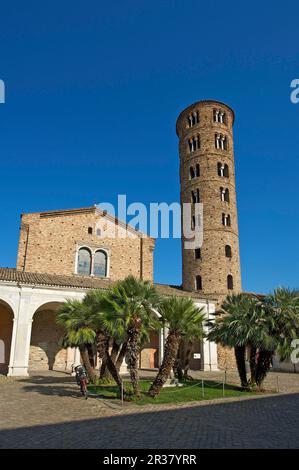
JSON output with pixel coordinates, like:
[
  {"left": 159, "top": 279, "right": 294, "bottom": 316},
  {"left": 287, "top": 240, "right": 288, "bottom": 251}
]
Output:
[
  {"left": 276, "top": 376, "right": 279, "bottom": 393},
  {"left": 224, "top": 369, "right": 227, "bottom": 384},
  {"left": 121, "top": 381, "right": 124, "bottom": 406},
  {"left": 202, "top": 379, "right": 204, "bottom": 398},
  {"left": 222, "top": 381, "right": 225, "bottom": 397}
]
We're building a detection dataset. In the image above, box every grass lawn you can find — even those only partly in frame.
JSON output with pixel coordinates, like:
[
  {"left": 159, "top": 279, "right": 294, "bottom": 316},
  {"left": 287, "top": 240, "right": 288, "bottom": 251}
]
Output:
[{"left": 88, "top": 379, "right": 256, "bottom": 405}]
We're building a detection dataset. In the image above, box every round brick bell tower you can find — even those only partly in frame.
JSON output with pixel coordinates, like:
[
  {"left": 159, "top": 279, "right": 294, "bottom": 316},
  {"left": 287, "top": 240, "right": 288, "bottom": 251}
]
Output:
[{"left": 176, "top": 100, "right": 242, "bottom": 298}]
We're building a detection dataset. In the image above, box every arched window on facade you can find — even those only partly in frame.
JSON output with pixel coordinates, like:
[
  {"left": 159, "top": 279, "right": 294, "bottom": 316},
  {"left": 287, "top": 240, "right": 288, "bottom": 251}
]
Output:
[
  {"left": 225, "top": 245, "right": 232, "bottom": 258},
  {"left": 94, "top": 250, "right": 108, "bottom": 277},
  {"left": 227, "top": 275, "right": 234, "bottom": 290},
  {"left": 77, "top": 248, "right": 92, "bottom": 275}
]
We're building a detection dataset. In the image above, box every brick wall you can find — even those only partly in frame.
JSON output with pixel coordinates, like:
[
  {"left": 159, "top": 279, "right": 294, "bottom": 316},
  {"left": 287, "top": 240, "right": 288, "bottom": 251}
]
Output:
[
  {"left": 17, "top": 207, "right": 155, "bottom": 281},
  {"left": 29, "top": 309, "right": 67, "bottom": 371}
]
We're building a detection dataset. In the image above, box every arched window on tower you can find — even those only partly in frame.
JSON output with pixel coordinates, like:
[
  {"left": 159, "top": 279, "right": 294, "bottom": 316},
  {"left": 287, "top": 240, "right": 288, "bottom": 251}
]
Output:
[
  {"left": 188, "top": 135, "right": 200, "bottom": 152},
  {"left": 227, "top": 275, "right": 234, "bottom": 290},
  {"left": 77, "top": 248, "right": 92, "bottom": 275},
  {"left": 94, "top": 250, "right": 108, "bottom": 277},
  {"left": 225, "top": 245, "right": 232, "bottom": 258},
  {"left": 222, "top": 213, "right": 231, "bottom": 227},
  {"left": 196, "top": 163, "right": 200, "bottom": 177},
  {"left": 220, "top": 188, "right": 230, "bottom": 203},
  {"left": 218, "top": 162, "right": 229, "bottom": 178},
  {"left": 215, "top": 133, "right": 228, "bottom": 150},
  {"left": 191, "top": 189, "right": 200, "bottom": 203},
  {"left": 195, "top": 275, "right": 202, "bottom": 290},
  {"left": 187, "top": 111, "right": 199, "bottom": 128},
  {"left": 190, "top": 166, "right": 195, "bottom": 179}
]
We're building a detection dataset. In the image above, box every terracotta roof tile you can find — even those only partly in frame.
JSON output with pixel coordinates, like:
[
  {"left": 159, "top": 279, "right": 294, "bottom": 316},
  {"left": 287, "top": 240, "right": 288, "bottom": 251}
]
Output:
[{"left": 0, "top": 268, "right": 212, "bottom": 300}]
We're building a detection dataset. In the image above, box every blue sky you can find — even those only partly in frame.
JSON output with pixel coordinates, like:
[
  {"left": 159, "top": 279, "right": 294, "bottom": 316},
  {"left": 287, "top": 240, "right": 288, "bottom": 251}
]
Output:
[{"left": 0, "top": 1, "right": 298, "bottom": 293}]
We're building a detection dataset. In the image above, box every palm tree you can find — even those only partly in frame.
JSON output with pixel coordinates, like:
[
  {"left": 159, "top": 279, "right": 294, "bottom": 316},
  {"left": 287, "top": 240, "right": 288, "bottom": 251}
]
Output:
[
  {"left": 148, "top": 296, "right": 205, "bottom": 398},
  {"left": 253, "top": 288, "right": 299, "bottom": 387},
  {"left": 208, "top": 294, "right": 260, "bottom": 388},
  {"left": 83, "top": 289, "right": 125, "bottom": 395},
  {"left": 57, "top": 300, "right": 97, "bottom": 383},
  {"left": 209, "top": 290, "right": 299, "bottom": 390},
  {"left": 102, "top": 276, "right": 160, "bottom": 396}
]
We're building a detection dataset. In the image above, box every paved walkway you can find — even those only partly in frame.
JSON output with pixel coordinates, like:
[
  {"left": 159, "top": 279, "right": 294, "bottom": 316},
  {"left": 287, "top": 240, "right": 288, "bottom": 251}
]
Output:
[{"left": 0, "top": 371, "right": 298, "bottom": 448}]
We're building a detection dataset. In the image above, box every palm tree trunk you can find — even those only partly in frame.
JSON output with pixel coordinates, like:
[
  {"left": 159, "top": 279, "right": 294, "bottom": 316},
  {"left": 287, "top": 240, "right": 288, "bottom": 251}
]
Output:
[
  {"left": 104, "top": 342, "right": 125, "bottom": 396},
  {"left": 127, "top": 322, "right": 141, "bottom": 396},
  {"left": 183, "top": 341, "right": 194, "bottom": 379},
  {"left": 101, "top": 340, "right": 120, "bottom": 381},
  {"left": 148, "top": 330, "right": 181, "bottom": 397},
  {"left": 79, "top": 345, "right": 97, "bottom": 383},
  {"left": 254, "top": 350, "right": 273, "bottom": 390},
  {"left": 234, "top": 345, "right": 248, "bottom": 388},
  {"left": 115, "top": 341, "right": 128, "bottom": 372},
  {"left": 249, "top": 345, "right": 257, "bottom": 385}
]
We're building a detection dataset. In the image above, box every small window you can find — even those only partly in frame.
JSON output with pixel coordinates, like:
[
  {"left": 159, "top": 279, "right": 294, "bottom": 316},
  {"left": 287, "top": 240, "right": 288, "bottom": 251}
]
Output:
[
  {"left": 191, "top": 189, "right": 200, "bottom": 204},
  {"left": 196, "top": 164, "right": 200, "bottom": 177},
  {"left": 213, "top": 109, "right": 227, "bottom": 124},
  {"left": 187, "top": 111, "right": 199, "bottom": 128},
  {"left": 96, "top": 228, "right": 102, "bottom": 236},
  {"left": 195, "top": 248, "right": 201, "bottom": 259},
  {"left": 220, "top": 188, "right": 230, "bottom": 203},
  {"left": 222, "top": 213, "right": 231, "bottom": 227},
  {"left": 188, "top": 135, "right": 200, "bottom": 152},
  {"left": 225, "top": 245, "right": 232, "bottom": 258},
  {"left": 218, "top": 162, "right": 229, "bottom": 177},
  {"left": 190, "top": 166, "right": 195, "bottom": 179},
  {"left": 195, "top": 275, "right": 202, "bottom": 290},
  {"left": 88, "top": 227, "right": 93, "bottom": 234},
  {"left": 77, "top": 248, "right": 92, "bottom": 275},
  {"left": 227, "top": 275, "right": 234, "bottom": 290},
  {"left": 215, "top": 133, "right": 228, "bottom": 150},
  {"left": 94, "top": 250, "right": 107, "bottom": 277}
]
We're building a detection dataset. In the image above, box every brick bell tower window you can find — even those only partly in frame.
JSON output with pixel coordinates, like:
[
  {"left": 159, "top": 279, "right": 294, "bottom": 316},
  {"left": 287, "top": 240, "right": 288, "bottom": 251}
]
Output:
[
  {"left": 213, "top": 109, "right": 226, "bottom": 124},
  {"left": 94, "top": 250, "right": 107, "bottom": 277},
  {"left": 188, "top": 135, "right": 200, "bottom": 152},
  {"left": 218, "top": 162, "right": 229, "bottom": 177},
  {"left": 77, "top": 248, "right": 92, "bottom": 275},
  {"left": 227, "top": 275, "right": 234, "bottom": 290},
  {"left": 187, "top": 111, "right": 199, "bottom": 128},
  {"left": 195, "top": 275, "right": 202, "bottom": 290},
  {"left": 215, "top": 133, "right": 228, "bottom": 150},
  {"left": 220, "top": 187, "right": 230, "bottom": 203},
  {"left": 225, "top": 245, "right": 232, "bottom": 258}
]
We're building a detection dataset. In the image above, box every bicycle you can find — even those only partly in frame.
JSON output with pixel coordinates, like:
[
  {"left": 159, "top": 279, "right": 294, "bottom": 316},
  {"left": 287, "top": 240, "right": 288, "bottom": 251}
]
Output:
[{"left": 74, "top": 364, "right": 89, "bottom": 399}]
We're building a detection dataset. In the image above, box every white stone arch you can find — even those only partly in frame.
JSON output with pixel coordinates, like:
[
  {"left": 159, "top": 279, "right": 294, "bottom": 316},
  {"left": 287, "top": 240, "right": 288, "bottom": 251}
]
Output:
[
  {"left": 29, "top": 300, "right": 72, "bottom": 372},
  {"left": 0, "top": 296, "right": 16, "bottom": 318},
  {"left": 0, "top": 298, "right": 15, "bottom": 374}
]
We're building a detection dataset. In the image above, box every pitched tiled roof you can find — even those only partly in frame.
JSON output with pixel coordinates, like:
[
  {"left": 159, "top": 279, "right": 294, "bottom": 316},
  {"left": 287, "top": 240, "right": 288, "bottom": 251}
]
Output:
[{"left": 0, "top": 268, "right": 212, "bottom": 300}]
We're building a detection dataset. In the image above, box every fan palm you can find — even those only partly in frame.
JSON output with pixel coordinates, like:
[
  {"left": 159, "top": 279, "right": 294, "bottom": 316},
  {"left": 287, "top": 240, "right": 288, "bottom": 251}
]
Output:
[
  {"left": 57, "top": 300, "right": 97, "bottom": 382},
  {"left": 83, "top": 289, "right": 125, "bottom": 394},
  {"left": 148, "top": 296, "right": 206, "bottom": 397},
  {"left": 208, "top": 294, "right": 262, "bottom": 387},
  {"left": 102, "top": 276, "right": 161, "bottom": 396}
]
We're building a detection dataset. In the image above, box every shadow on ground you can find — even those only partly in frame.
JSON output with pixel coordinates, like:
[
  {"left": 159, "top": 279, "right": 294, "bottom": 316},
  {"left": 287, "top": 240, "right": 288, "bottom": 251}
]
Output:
[
  {"left": 17, "top": 374, "right": 80, "bottom": 398},
  {"left": 1, "top": 392, "right": 299, "bottom": 449}
]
